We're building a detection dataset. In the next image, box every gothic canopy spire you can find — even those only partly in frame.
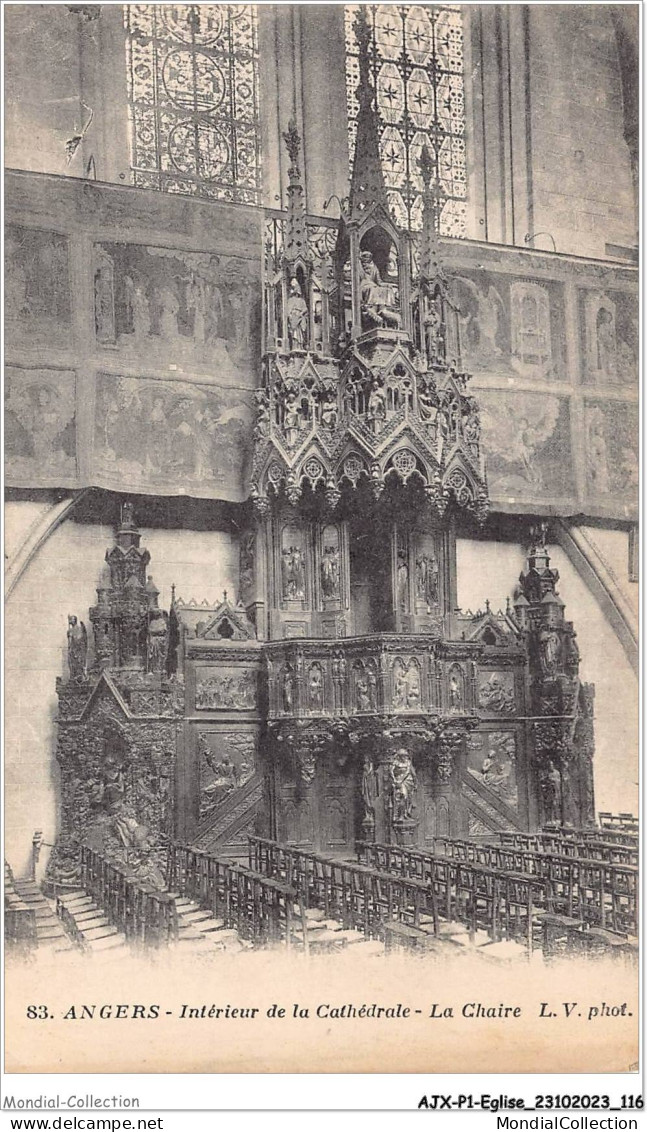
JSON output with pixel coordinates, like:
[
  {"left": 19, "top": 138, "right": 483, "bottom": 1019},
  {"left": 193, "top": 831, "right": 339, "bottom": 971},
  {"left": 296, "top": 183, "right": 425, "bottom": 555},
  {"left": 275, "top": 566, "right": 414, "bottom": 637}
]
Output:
[
  {"left": 419, "top": 145, "right": 443, "bottom": 284},
  {"left": 349, "top": 7, "right": 390, "bottom": 220},
  {"left": 282, "top": 118, "right": 310, "bottom": 265}
]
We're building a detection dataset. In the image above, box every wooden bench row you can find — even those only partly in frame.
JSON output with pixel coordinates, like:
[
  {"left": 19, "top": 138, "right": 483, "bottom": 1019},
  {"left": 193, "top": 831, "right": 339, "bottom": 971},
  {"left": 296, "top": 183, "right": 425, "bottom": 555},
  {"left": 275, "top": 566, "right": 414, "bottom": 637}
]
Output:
[
  {"left": 358, "top": 841, "right": 637, "bottom": 937},
  {"left": 498, "top": 830, "right": 638, "bottom": 865}
]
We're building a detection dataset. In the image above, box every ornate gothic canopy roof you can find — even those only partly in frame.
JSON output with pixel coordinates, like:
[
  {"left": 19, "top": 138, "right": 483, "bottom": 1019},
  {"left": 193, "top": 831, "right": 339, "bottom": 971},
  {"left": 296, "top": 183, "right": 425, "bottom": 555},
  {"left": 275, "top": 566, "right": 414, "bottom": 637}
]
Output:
[{"left": 251, "top": 40, "right": 489, "bottom": 524}]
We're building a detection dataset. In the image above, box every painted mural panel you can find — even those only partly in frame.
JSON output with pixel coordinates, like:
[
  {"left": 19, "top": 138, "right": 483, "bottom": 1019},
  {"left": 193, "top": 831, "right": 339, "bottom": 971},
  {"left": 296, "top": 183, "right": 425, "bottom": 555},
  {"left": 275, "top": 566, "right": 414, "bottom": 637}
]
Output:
[
  {"left": 584, "top": 399, "right": 638, "bottom": 508},
  {"left": 94, "top": 242, "right": 260, "bottom": 387},
  {"left": 478, "top": 390, "right": 574, "bottom": 501},
  {"left": 452, "top": 269, "right": 566, "bottom": 381},
  {"left": 5, "top": 225, "right": 71, "bottom": 346},
  {"left": 5, "top": 366, "right": 77, "bottom": 485},
  {"left": 93, "top": 373, "right": 253, "bottom": 500},
  {"left": 579, "top": 288, "right": 638, "bottom": 387},
  {"left": 467, "top": 731, "right": 518, "bottom": 809}
]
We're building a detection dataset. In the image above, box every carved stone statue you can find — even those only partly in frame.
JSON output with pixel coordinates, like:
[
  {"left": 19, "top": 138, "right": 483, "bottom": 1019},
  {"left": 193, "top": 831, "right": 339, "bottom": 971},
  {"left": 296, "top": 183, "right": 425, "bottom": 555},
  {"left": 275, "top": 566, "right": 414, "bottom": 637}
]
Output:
[
  {"left": 321, "top": 544, "right": 340, "bottom": 598},
  {"left": 286, "top": 276, "right": 308, "bottom": 351},
  {"left": 282, "top": 545, "right": 306, "bottom": 600},
  {"left": 390, "top": 749, "right": 417, "bottom": 822},
  {"left": 449, "top": 669, "right": 464, "bottom": 712},
  {"left": 415, "top": 552, "right": 439, "bottom": 606},
  {"left": 359, "top": 250, "right": 401, "bottom": 331},
  {"left": 361, "top": 755, "right": 378, "bottom": 826},
  {"left": 424, "top": 294, "right": 444, "bottom": 364},
  {"left": 147, "top": 608, "right": 168, "bottom": 673},
  {"left": 538, "top": 627, "right": 561, "bottom": 677},
  {"left": 307, "top": 665, "right": 324, "bottom": 711},
  {"left": 67, "top": 615, "right": 87, "bottom": 680},
  {"left": 541, "top": 759, "right": 562, "bottom": 825},
  {"left": 282, "top": 668, "right": 294, "bottom": 712},
  {"left": 367, "top": 380, "right": 386, "bottom": 426},
  {"left": 396, "top": 553, "right": 409, "bottom": 612}
]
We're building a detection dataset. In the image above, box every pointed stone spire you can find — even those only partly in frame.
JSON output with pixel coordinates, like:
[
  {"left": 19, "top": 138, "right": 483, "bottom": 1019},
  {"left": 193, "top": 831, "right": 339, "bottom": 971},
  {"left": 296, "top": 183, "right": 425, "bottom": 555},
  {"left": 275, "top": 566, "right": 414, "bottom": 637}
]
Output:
[
  {"left": 283, "top": 119, "right": 310, "bottom": 265},
  {"left": 419, "top": 144, "right": 443, "bottom": 284},
  {"left": 349, "top": 7, "right": 390, "bottom": 219}
]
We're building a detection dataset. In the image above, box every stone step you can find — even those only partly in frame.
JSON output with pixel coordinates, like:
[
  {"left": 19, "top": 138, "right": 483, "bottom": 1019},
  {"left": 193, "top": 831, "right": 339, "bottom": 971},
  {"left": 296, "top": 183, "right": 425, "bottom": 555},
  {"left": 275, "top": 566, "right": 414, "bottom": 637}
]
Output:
[
  {"left": 82, "top": 924, "right": 121, "bottom": 941},
  {"left": 85, "top": 934, "right": 127, "bottom": 952},
  {"left": 74, "top": 915, "right": 112, "bottom": 932},
  {"left": 177, "top": 910, "right": 214, "bottom": 924},
  {"left": 191, "top": 916, "right": 226, "bottom": 933}
]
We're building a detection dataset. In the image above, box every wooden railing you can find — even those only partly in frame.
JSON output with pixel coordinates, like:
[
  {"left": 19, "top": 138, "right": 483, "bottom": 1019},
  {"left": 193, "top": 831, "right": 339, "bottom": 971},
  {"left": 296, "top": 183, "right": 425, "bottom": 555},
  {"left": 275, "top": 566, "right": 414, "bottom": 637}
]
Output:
[
  {"left": 78, "top": 846, "right": 178, "bottom": 948},
  {"left": 168, "top": 844, "right": 300, "bottom": 947},
  {"left": 249, "top": 836, "right": 440, "bottom": 940},
  {"left": 4, "top": 862, "right": 38, "bottom": 954}
]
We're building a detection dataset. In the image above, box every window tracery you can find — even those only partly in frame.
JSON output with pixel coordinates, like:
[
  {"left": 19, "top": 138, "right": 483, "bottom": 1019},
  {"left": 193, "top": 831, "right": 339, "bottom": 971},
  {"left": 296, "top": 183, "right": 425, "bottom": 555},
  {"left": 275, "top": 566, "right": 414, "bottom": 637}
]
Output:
[
  {"left": 124, "top": 4, "right": 261, "bottom": 203},
  {"left": 345, "top": 4, "right": 466, "bottom": 236}
]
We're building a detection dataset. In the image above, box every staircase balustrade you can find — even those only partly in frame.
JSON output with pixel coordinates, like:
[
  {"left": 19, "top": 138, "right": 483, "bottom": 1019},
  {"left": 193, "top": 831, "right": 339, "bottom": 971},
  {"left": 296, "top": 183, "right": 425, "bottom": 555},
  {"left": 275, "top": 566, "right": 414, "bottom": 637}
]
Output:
[
  {"left": 80, "top": 846, "right": 178, "bottom": 947},
  {"left": 168, "top": 844, "right": 300, "bottom": 947}
]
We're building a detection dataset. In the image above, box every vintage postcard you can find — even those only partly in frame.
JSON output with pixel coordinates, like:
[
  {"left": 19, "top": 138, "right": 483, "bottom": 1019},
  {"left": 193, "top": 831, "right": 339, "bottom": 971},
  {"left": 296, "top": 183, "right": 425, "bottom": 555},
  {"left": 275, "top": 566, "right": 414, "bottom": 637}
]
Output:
[{"left": 3, "top": 0, "right": 639, "bottom": 1088}]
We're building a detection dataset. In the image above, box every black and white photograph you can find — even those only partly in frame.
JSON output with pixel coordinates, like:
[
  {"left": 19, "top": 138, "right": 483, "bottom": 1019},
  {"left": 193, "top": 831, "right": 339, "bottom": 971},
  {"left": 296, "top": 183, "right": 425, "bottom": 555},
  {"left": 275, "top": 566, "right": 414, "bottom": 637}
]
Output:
[{"left": 2, "top": 0, "right": 640, "bottom": 1110}]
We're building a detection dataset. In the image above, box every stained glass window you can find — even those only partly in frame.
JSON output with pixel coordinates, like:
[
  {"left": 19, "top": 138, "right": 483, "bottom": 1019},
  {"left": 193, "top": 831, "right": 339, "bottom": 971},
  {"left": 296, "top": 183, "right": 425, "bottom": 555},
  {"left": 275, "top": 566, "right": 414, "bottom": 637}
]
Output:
[
  {"left": 124, "top": 4, "right": 261, "bottom": 204},
  {"left": 345, "top": 4, "right": 466, "bottom": 236}
]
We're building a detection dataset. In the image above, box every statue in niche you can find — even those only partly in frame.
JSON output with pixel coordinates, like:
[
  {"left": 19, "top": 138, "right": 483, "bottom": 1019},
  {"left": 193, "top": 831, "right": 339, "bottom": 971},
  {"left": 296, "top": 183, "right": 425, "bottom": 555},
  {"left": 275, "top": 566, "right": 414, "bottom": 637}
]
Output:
[
  {"left": 361, "top": 755, "right": 378, "bottom": 825},
  {"left": 541, "top": 759, "right": 562, "bottom": 825},
  {"left": 355, "top": 665, "right": 376, "bottom": 711},
  {"left": 359, "top": 250, "right": 401, "bottom": 331},
  {"left": 449, "top": 668, "right": 464, "bottom": 713},
  {"left": 462, "top": 400, "right": 481, "bottom": 455},
  {"left": 147, "top": 608, "right": 168, "bottom": 673},
  {"left": 282, "top": 668, "right": 294, "bottom": 712},
  {"left": 367, "top": 380, "right": 386, "bottom": 427},
  {"left": 418, "top": 381, "right": 439, "bottom": 431},
  {"left": 286, "top": 276, "right": 308, "bottom": 351},
  {"left": 406, "top": 663, "right": 421, "bottom": 707},
  {"left": 67, "top": 615, "right": 87, "bottom": 680},
  {"left": 283, "top": 389, "right": 305, "bottom": 446},
  {"left": 281, "top": 544, "right": 306, "bottom": 600},
  {"left": 596, "top": 307, "right": 617, "bottom": 380},
  {"left": 392, "top": 661, "right": 407, "bottom": 709},
  {"left": 157, "top": 285, "right": 180, "bottom": 340},
  {"left": 307, "top": 665, "right": 324, "bottom": 711},
  {"left": 538, "top": 626, "right": 561, "bottom": 677},
  {"left": 415, "top": 551, "right": 439, "bottom": 606},
  {"left": 396, "top": 552, "right": 409, "bottom": 612},
  {"left": 124, "top": 274, "right": 150, "bottom": 340},
  {"left": 390, "top": 749, "right": 417, "bottom": 822},
  {"left": 320, "top": 389, "right": 338, "bottom": 430},
  {"left": 424, "top": 294, "right": 445, "bottom": 365},
  {"left": 321, "top": 543, "right": 340, "bottom": 599}
]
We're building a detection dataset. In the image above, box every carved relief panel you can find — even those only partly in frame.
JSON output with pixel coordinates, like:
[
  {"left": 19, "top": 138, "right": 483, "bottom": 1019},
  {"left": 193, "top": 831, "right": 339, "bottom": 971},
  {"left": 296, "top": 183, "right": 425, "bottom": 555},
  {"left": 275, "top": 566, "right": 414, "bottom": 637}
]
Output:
[
  {"left": 194, "top": 666, "right": 257, "bottom": 711},
  {"left": 467, "top": 731, "right": 518, "bottom": 810},
  {"left": 478, "top": 670, "right": 516, "bottom": 716},
  {"left": 196, "top": 728, "right": 257, "bottom": 825}
]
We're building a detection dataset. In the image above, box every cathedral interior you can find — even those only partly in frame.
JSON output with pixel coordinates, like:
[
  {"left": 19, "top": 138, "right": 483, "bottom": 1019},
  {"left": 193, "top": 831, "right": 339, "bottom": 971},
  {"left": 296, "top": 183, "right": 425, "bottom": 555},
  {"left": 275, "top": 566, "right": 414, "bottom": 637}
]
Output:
[{"left": 4, "top": 4, "right": 639, "bottom": 958}]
